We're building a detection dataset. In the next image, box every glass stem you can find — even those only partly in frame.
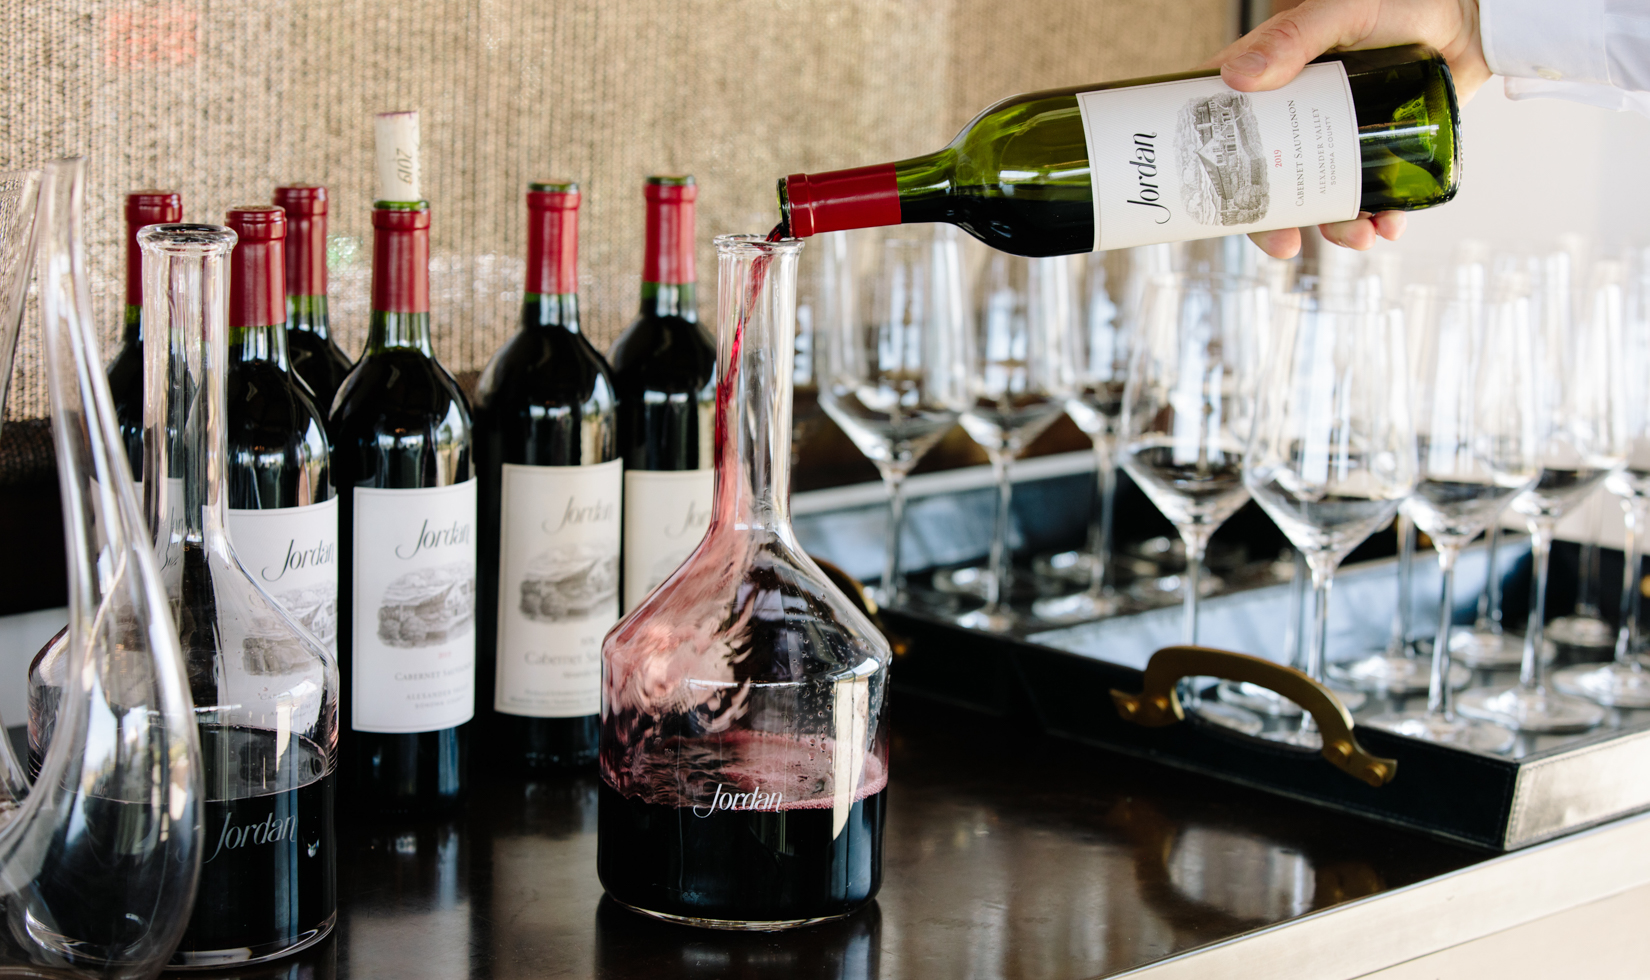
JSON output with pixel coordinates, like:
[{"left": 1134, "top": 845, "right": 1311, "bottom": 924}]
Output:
[
  {"left": 881, "top": 469, "right": 908, "bottom": 603},
  {"left": 1393, "top": 512, "right": 1416, "bottom": 658},
  {"left": 985, "top": 449, "right": 1013, "bottom": 612},
  {"left": 1522, "top": 520, "right": 1555, "bottom": 691},
  {"left": 1484, "top": 522, "right": 1504, "bottom": 633},
  {"left": 1087, "top": 436, "right": 1116, "bottom": 599},
  {"left": 1618, "top": 498, "right": 1645, "bottom": 667},
  {"left": 1285, "top": 549, "right": 1307, "bottom": 670},
  {"left": 1430, "top": 546, "right": 1460, "bottom": 719},
  {"left": 1300, "top": 558, "right": 1333, "bottom": 736},
  {"left": 1180, "top": 527, "right": 1211, "bottom": 646}
]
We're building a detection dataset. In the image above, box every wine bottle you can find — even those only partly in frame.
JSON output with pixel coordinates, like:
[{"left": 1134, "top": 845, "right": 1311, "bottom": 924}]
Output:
[
  {"left": 108, "top": 190, "right": 182, "bottom": 482},
  {"left": 331, "top": 111, "right": 476, "bottom": 812},
  {"left": 223, "top": 205, "right": 338, "bottom": 651},
  {"left": 274, "top": 185, "right": 353, "bottom": 410},
  {"left": 609, "top": 175, "right": 715, "bottom": 613},
  {"left": 779, "top": 45, "right": 1460, "bottom": 256},
  {"left": 475, "top": 181, "right": 618, "bottom": 771}
]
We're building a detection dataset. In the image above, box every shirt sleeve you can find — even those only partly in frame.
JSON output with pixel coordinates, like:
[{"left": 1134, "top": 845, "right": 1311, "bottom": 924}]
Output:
[{"left": 1481, "top": 0, "right": 1650, "bottom": 116}]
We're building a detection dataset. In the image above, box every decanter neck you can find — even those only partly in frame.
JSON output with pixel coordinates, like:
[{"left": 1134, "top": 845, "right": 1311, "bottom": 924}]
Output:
[{"left": 711, "top": 236, "right": 802, "bottom": 536}]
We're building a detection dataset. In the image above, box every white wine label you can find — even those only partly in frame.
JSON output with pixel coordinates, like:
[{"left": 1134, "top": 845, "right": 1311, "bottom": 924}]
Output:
[
  {"left": 622, "top": 468, "right": 714, "bottom": 612},
  {"left": 351, "top": 481, "right": 476, "bottom": 733},
  {"left": 227, "top": 497, "right": 340, "bottom": 651},
  {"left": 1077, "top": 63, "right": 1361, "bottom": 251},
  {"left": 494, "top": 459, "right": 621, "bottom": 718}
]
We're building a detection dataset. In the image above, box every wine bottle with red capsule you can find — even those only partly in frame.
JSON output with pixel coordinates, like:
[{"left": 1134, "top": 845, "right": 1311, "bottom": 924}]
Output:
[
  {"left": 108, "top": 189, "right": 182, "bottom": 483},
  {"left": 475, "top": 181, "right": 618, "bottom": 771},
  {"left": 609, "top": 175, "right": 715, "bottom": 614},
  {"left": 330, "top": 111, "right": 476, "bottom": 812},
  {"left": 273, "top": 185, "right": 353, "bottom": 410}
]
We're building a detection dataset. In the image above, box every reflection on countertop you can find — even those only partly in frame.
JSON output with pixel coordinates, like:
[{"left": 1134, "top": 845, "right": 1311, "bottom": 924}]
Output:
[{"left": 163, "top": 699, "right": 1482, "bottom": 980}]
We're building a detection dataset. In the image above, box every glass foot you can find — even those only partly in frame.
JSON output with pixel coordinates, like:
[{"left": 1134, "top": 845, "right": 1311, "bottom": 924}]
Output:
[
  {"left": 933, "top": 565, "right": 990, "bottom": 598},
  {"left": 1449, "top": 629, "right": 1555, "bottom": 669},
  {"left": 956, "top": 605, "right": 1016, "bottom": 633},
  {"left": 1362, "top": 711, "right": 1516, "bottom": 754},
  {"left": 1185, "top": 698, "right": 1264, "bottom": 736},
  {"left": 1216, "top": 680, "right": 1303, "bottom": 718},
  {"left": 1552, "top": 661, "right": 1650, "bottom": 708},
  {"left": 1326, "top": 654, "right": 1471, "bottom": 695},
  {"left": 1545, "top": 614, "right": 1617, "bottom": 649},
  {"left": 1126, "top": 572, "right": 1222, "bottom": 606},
  {"left": 1032, "top": 549, "right": 1095, "bottom": 586},
  {"left": 1030, "top": 590, "right": 1121, "bottom": 624},
  {"left": 1455, "top": 684, "right": 1606, "bottom": 734}
]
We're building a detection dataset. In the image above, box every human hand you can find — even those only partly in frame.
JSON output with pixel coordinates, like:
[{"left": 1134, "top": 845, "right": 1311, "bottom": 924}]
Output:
[{"left": 1204, "top": 0, "right": 1491, "bottom": 258}]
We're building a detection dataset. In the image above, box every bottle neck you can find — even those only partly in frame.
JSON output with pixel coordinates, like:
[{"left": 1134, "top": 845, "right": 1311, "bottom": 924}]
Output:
[
  {"left": 640, "top": 281, "right": 696, "bottom": 321},
  {"left": 122, "top": 303, "right": 141, "bottom": 346},
  {"left": 523, "top": 293, "right": 579, "bottom": 333},
  {"left": 368, "top": 205, "right": 432, "bottom": 355},
  {"left": 230, "top": 322, "right": 291, "bottom": 370},
  {"left": 366, "top": 311, "right": 433, "bottom": 355},
  {"left": 287, "top": 294, "right": 330, "bottom": 338}
]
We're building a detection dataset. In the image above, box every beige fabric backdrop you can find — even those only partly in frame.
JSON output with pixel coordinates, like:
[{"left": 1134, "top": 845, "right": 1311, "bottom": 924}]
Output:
[{"left": 0, "top": 0, "right": 1229, "bottom": 423}]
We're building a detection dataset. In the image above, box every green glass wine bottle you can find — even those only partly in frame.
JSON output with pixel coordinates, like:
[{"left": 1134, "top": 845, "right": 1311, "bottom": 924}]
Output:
[{"left": 780, "top": 45, "right": 1459, "bottom": 256}]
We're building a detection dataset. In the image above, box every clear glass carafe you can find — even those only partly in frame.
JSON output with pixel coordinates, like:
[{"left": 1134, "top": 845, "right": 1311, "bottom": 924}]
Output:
[
  {"left": 598, "top": 235, "right": 891, "bottom": 930},
  {"left": 0, "top": 157, "right": 204, "bottom": 978},
  {"left": 138, "top": 223, "right": 339, "bottom": 966}
]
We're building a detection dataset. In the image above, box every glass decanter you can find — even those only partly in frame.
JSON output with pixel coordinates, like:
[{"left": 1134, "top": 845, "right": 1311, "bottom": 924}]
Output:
[
  {"left": 598, "top": 235, "right": 891, "bottom": 930},
  {"left": 139, "top": 223, "right": 339, "bottom": 966},
  {"left": 0, "top": 157, "right": 204, "bottom": 978}
]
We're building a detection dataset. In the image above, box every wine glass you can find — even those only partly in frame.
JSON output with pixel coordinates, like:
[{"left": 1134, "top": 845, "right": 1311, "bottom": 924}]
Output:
[
  {"left": 818, "top": 226, "right": 969, "bottom": 605},
  {"left": 952, "top": 251, "right": 1076, "bottom": 631},
  {"left": 1031, "top": 246, "right": 1167, "bottom": 624},
  {"left": 1120, "top": 272, "right": 1266, "bottom": 733},
  {"left": 1244, "top": 293, "right": 1416, "bottom": 747},
  {"left": 1365, "top": 285, "right": 1538, "bottom": 751},
  {"left": 1458, "top": 257, "right": 1626, "bottom": 733},
  {"left": 1555, "top": 260, "right": 1650, "bottom": 706}
]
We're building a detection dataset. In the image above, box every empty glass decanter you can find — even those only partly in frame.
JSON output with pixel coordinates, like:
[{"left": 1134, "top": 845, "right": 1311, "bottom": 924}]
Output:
[
  {"left": 598, "top": 234, "right": 891, "bottom": 930},
  {"left": 138, "top": 223, "right": 339, "bottom": 967},
  {"left": 0, "top": 157, "right": 204, "bottom": 979}
]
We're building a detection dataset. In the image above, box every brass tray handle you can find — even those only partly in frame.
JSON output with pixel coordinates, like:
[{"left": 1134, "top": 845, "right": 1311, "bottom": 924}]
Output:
[{"left": 1111, "top": 645, "right": 1398, "bottom": 788}]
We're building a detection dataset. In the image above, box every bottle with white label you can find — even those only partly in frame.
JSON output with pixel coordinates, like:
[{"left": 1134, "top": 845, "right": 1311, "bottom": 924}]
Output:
[
  {"left": 331, "top": 110, "right": 477, "bottom": 813},
  {"left": 609, "top": 176, "right": 716, "bottom": 613},
  {"left": 778, "top": 45, "right": 1459, "bottom": 255},
  {"left": 223, "top": 205, "right": 338, "bottom": 653},
  {"left": 475, "top": 180, "right": 619, "bottom": 771}
]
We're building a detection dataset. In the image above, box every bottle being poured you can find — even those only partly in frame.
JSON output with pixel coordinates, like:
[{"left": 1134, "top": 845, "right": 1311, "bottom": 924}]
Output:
[{"left": 598, "top": 234, "right": 891, "bottom": 930}]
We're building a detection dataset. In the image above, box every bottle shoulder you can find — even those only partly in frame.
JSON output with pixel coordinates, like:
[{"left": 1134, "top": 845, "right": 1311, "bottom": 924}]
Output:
[
  {"left": 332, "top": 349, "right": 474, "bottom": 435},
  {"left": 475, "top": 327, "right": 617, "bottom": 414},
  {"left": 609, "top": 314, "right": 716, "bottom": 389}
]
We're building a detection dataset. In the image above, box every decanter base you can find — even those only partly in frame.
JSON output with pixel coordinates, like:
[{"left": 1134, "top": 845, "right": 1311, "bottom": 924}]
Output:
[
  {"left": 611, "top": 899, "right": 861, "bottom": 932},
  {"left": 167, "top": 915, "right": 336, "bottom": 970}
]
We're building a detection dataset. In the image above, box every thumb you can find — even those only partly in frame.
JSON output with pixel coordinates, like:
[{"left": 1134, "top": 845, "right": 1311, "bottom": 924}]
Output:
[{"left": 1215, "top": 0, "right": 1379, "bottom": 92}]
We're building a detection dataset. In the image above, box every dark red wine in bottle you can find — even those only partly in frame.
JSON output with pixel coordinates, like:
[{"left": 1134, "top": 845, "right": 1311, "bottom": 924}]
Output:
[
  {"left": 331, "top": 111, "right": 475, "bottom": 813},
  {"left": 609, "top": 175, "right": 715, "bottom": 613},
  {"left": 108, "top": 190, "right": 182, "bottom": 483},
  {"left": 274, "top": 185, "right": 353, "bottom": 411},
  {"left": 475, "top": 181, "right": 618, "bottom": 771},
  {"left": 223, "top": 205, "right": 337, "bottom": 650}
]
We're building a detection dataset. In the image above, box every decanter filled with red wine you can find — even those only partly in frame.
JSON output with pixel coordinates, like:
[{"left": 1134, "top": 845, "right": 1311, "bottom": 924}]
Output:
[{"left": 598, "top": 234, "right": 891, "bottom": 930}]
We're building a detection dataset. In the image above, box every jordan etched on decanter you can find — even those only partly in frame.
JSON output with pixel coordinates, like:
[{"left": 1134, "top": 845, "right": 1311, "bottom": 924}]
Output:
[
  {"left": 598, "top": 234, "right": 891, "bottom": 930},
  {"left": 138, "top": 223, "right": 339, "bottom": 967}
]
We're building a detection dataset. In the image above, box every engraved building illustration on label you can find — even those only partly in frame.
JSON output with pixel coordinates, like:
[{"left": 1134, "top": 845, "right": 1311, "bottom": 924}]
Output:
[
  {"left": 518, "top": 541, "right": 618, "bottom": 623},
  {"left": 1176, "top": 92, "right": 1268, "bottom": 225},
  {"left": 377, "top": 561, "right": 477, "bottom": 648}
]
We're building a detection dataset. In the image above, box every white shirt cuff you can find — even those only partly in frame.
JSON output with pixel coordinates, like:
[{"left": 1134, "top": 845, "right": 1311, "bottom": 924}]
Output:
[
  {"left": 1481, "top": 0, "right": 1611, "bottom": 85},
  {"left": 1504, "top": 76, "right": 1650, "bottom": 117}
]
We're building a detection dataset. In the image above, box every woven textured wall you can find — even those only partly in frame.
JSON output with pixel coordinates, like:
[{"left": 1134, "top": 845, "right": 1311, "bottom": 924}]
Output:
[{"left": 0, "top": 0, "right": 1229, "bottom": 423}]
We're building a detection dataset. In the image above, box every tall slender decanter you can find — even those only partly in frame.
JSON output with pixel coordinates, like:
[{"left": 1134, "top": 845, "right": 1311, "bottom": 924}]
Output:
[
  {"left": 0, "top": 158, "right": 203, "bottom": 979},
  {"left": 139, "top": 221, "right": 339, "bottom": 966},
  {"left": 331, "top": 111, "right": 476, "bottom": 812},
  {"left": 476, "top": 181, "right": 618, "bottom": 771},
  {"left": 779, "top": 45, "right": 1459, "bottom": 256},
  {"left": 108, "top": 190, "right": 182, "bottom": 482},
  {"left": 222, "top": 205, "right": 337, "bottom": 651},
  {"left": 610, "top": 176, "right": 716, "bottom": 613},
  {"left": 273, "top": 185, "right": 352, "bottom": 409},
  {"left": 598, "top": 235, "right": 890, "bottom": 930}
]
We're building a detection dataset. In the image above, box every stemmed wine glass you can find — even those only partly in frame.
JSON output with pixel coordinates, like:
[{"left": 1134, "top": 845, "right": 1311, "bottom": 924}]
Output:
[
  {"left": 952, "top": 251, "right": 1075, "bottom": 631},
  {"left": 818, "top": 225, "right": 969, "bottom": 606},
  {"left": 1555, "top": 261, "right": 1650, "bottom": 706},
  {"left": 1365, "top": 284, "right": 1538, "bottom": 751},
  {"left": 1120, "top": 272, "right": 1266, "bottom": 733},
  {"left": 1244, "top": 293, "right": 1416, "bottom": 747},
  {"left": 1459, "top": 260, "right": 1625, "bottom": 733},
  {"left": 1031, "top": 247, "right": 1166, "bottom": 623}
]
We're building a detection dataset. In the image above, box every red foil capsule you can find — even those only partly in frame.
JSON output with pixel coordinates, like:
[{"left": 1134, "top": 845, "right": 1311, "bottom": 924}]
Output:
[
  {"left": 525, "top": 181, "right": 579, "bottom": 296},
  {"left": 642, "top": 176, "right": 696, "bottom": 286},
  {"left": 273, "top": 185, "right": 327, "bottom": 299},
  {"left": 225, "top": 205, "right": 287, "bottom": 329},
  {"left": 125, "top": 190, "right": 182, "bottom": 306},
  {"left": 371, "top": 206, "right": 431, "bottom": 315},
  {"left": 780, "top": 164, "right": 901, "bottom": 238}
]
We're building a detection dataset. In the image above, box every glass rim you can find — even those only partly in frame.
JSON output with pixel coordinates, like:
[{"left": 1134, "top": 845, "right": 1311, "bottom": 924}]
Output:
[
  {"left": 137, "top": 222, "right": 236, "bottom": 250},
  {"left": 715, "top": 233, "right": 804, "bottom": 254},
  {"left": 1275, "top": 290, "right": 1389, "bottom": 316},
  {"left": 1149, "top": 270, "right": 1265, "bottom": 289}
]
